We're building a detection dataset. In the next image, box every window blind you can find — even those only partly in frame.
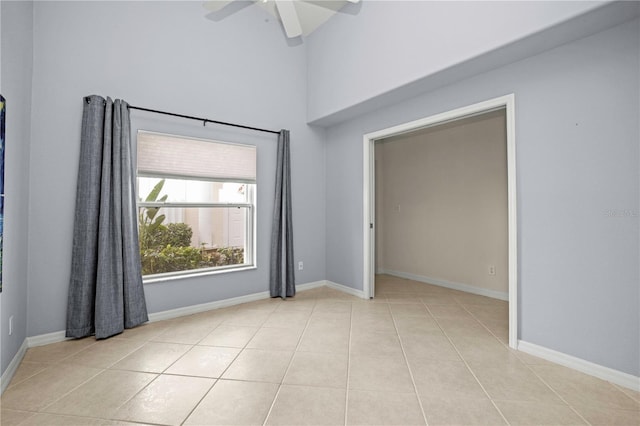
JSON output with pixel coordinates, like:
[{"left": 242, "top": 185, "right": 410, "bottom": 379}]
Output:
[{"left": 137, "top": 131, "right": 257, "bottom": 183}]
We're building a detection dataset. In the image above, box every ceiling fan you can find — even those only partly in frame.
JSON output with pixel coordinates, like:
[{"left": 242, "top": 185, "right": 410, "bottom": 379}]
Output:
[{"left": 203, "top": 0, "right": 360, "bottom": 39}]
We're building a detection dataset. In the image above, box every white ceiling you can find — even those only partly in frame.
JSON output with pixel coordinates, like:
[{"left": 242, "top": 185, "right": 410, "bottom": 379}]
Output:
[
  {"left": 204, "top": 0, "right": 355, "bottom": 37},
  {"left": 259, "top": 1, "right": 353, "bottom": 36}
]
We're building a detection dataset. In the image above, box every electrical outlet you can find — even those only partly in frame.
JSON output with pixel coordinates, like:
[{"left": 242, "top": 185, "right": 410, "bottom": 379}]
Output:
[
  {"left": 488, "top": 265, "right": 496, "bottom": 276},
  {"left": 298, "top": 261, "right": 304, "bottom": 271},
  {"left": 9, "top": 315, "right": 14, "bottom": 336}
]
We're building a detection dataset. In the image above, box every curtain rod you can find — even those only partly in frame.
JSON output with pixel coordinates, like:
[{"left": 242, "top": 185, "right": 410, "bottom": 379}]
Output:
[{"left": 128, "top": 105, "right": 281, "bottom": 135}]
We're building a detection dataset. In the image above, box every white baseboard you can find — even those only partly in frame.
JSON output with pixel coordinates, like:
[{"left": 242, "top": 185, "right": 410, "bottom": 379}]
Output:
[
  {"left": 148, "top": 280, "right": 327, "bottom": 322},
  {"left": 326, "top": 280, "right": 367, "bottom": 299},
  {"left": 15, "top": 280, "right": 333, "bottom": 348},
  {"left": 148, "top": 291, "right": 270, "bottom": 322},
  {"left": 1, "top": 339, "right": 28, "bottom": 394},
  {"left": 26, "top": 330, "right": 70, "bottom": 348},
  {"left": 0, "top": 280, "right": 356, "bottom": 394},
  {"left": 297, "top": 280, "right": 327, "bottom": 291},
  {"left": 379, "top": 269, "right": 508, "bottom": 301},
  {"left": 518, "top": 340, "right": 640, "bottom": 392}
]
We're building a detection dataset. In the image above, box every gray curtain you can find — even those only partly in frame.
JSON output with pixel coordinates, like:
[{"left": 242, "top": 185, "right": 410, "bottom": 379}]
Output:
[
  {"left": 66, "top": 95, "right": 148, "bottom": 339},
  {"left": 270, "top": 130, "right": 295, "bottom": 299}
]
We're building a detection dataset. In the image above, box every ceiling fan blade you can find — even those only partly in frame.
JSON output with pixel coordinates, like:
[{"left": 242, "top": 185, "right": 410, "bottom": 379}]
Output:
[
  {"left": 275, "top": 0, "right": 303, "bottom": 38},
  {"left": 203, "top": 1, "right": 234, "bottom": 13}
]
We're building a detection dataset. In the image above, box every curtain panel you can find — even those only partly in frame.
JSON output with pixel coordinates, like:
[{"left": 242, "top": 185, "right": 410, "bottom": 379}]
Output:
[
  {"left": 66, "top": 95, "right": 148, "bottom": 339},
  {"left": 270, "top": 129, "right": 295, "bottom": 299}
]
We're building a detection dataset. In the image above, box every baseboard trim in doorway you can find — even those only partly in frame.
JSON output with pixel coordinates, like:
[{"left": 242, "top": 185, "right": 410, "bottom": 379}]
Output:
[
  {"left": 379, "top": 269, "right": 508, "bottom": 301},
  {"left": 326, "top": 280, "right": 367, "bottom": 299},
  {"left": 518, "top": 340, "right": 640, "bottom": 392}
]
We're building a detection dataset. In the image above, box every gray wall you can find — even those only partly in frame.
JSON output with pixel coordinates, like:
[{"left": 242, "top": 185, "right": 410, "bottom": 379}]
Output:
[
  {"left": 26, "top": 1, "right": 326, "bottom": 337},
  {"left": 306, "top": 1, "right": 606, "bottom": 123},
  {"left": 0, "top": 1, "right": 33, "bottom": 374},
  {"left": 324, "top": 19, "right": 639, "bottom": 376}
]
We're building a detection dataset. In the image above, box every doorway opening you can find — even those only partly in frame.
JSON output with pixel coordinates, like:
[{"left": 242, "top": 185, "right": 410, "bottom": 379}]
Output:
[{"left": 363, "top": 94, "right": 517, "bottom": 348}]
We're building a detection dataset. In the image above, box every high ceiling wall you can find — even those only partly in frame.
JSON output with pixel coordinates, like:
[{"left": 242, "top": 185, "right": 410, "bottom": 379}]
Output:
[{"left": 306, "top": 1, "right": 637, "bottom": 126}]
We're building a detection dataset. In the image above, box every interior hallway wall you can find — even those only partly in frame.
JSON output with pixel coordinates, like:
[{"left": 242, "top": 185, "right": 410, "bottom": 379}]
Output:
[
  {"left": 324, "top": 19, "right": 639, "bottom": 376},
  {"left": 376, "top": 111, "right": 508, "bottom": 296}
]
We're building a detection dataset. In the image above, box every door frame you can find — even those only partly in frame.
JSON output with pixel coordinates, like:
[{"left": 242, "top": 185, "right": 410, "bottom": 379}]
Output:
[{"left": 362, "top": 94, "right": 518, "bottom": 349}]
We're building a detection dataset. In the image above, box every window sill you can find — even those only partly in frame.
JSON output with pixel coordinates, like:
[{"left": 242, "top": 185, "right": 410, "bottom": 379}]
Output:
[{"left": 143, "top": 265, "right": 257, "bottom": 285}]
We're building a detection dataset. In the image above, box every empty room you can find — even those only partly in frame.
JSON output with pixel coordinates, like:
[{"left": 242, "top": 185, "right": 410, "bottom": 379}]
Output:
[
  {"left": 0, "top": 1, "right": 638, "bottom": 425},
  {"left": 374, "top": 108, "right": 510, "bottom": 336}
]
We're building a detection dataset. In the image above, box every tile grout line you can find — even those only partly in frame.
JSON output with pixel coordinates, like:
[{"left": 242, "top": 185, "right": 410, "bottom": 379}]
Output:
[
  {"left": 261, "top": 296, "right": 318, "bottom": 426},
  {"left": 12, "top": 410, "right": 164, "bottom": 426},
  {"left": 138, "top": 337, "right": 222, "bottom": 426},
  {"left": 390, "top": 302, "right": 430, "bottom": 426},
  {"left": 258, "top": 299, "right": 291, "bottom": 426},
  {"left": 100, "top": 339, "right": 148, "bottom": 370},
  {"left": 113, "top": 308, "right": 257, "bottom": 425},
  {"left": 4, "top": 362, "right": 53, "bottom": 391},
  {"left": 108, "top": 340, "right": 197, "bottom": 424},
  {"left": 424, "top": 302, "right": 512, "bottom": 426},
  {"left": 176, "top": 311, "right": 257, "bottom": 426},
  {"left": 515, "top": 363, "right": 593, "bottom": 425},
  {"left": 343, "top": 299, "right": 355, "bottom": 426},
  {"left": 457, "top": 302, "right": 594, "bottom": 426},
  {"left": 438, "top": 303, "right": 519, "bottom": 424},
  {"left": 178, "top": 378, "right": 219, "bottom": 426},
  {"left": 457, "top": 302, "right": 510, "bottom": 347},
  {"left": 31, "top": 364, "right": 105, "bottom": 416},
  {"left": 17, "top": 337, "right": 104, "bottom": 394},
  {"left": 613, "top": 383, "right": 640, "bottom": 404},
  {"left": 33, "top": 328, "right": 170, "bottom": 422}
]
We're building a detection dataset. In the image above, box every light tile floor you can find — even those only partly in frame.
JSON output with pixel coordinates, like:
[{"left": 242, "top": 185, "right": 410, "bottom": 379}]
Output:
[{"left": 1, "top": 275, "right": 639, "bottom": 425}]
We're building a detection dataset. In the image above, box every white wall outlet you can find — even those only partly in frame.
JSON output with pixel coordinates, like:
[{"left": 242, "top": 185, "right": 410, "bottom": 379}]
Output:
[
  {"left": 9, "top": 315, "right": 14, "bottom": 336},
  {"left": 298, "top": 261, "right": 304, "bottom": 271},
  {"left": 488, "top": 265, "right": 496, "bottom": 276}
]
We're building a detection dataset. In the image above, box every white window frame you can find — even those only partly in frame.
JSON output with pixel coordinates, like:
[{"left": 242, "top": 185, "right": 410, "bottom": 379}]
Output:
[{"left": 136, "top": 132, "right": 257, "bottom": 283}]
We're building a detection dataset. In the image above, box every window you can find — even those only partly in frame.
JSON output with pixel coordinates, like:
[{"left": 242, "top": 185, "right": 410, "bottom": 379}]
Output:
[{"left": 136, "top": 131, "right": 256, "bottom": 280}]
